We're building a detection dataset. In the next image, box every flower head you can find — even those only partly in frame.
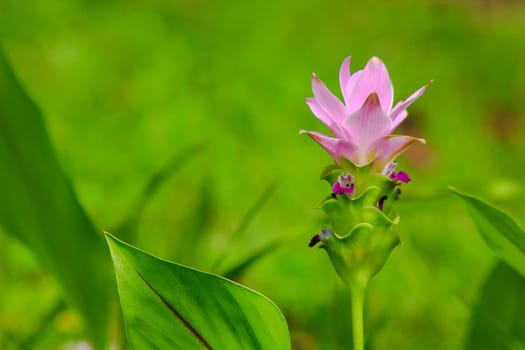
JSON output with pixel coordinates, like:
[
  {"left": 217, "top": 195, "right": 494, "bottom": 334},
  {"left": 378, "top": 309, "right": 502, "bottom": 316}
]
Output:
[{"left": 300, "top": 56, "right": 430, "bottom": 168}]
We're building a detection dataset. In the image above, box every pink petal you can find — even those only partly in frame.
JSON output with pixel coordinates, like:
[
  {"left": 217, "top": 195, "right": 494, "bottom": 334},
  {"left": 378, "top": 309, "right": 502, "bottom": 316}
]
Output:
[
  {"left": 345, "top": 57, "right": 393, "bottom": 113},
  {"left": 339, "top": 57, "right": 351, "bottom": 103},
  {"left": 342, "top": 93, "right": 392, "bottom": 150},
  {"left": 343, "top": 70, "right": 362, "bottom": 107},
  {"left": 312, "top": 73, "right": 347, "bottom": 123},
  {"left": 388, "top": 108, "right": 407, "bottom": 133},
  {"left": 373, "top": 135, "right": 426, "bottom": 168},
  {"left": 305, "top": 97, "right": 343, "bottom": 137},
  {"left": 299, "top": 130, "right": 338, "bottom": 155},
  {"left": 336, "top": 141, "right": 360, "bottom": 165},
  {"left": 299, "top": 130, "right": 357, "bottom": 164},
  {"left": 389, "top": 81, "right": 431, "bottom": 132}
]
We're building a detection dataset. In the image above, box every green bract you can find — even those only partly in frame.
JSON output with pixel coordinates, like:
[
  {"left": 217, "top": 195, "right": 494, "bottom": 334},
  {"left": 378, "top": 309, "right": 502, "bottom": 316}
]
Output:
[{"left": 316, "top": 162, "right": 401, "bottom": 287}]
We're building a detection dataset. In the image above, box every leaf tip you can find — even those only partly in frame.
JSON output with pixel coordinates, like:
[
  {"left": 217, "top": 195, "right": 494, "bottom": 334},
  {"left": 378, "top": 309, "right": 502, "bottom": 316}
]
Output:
[
  {"left": 448, "top": 186, "right": 467, "bottom": 199},
  {"left": 104, "top": 231, "right": 118, "bottom": 245}
]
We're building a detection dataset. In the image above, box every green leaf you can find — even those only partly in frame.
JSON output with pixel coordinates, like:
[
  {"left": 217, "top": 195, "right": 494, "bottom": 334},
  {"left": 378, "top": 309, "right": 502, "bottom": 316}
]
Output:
[
  {"left": 0, "top": 49, "right": 113, "bottom": 347},
  {"left": 466, "top": 262, "right": 525, "bottom": 350},
  {"left": 450, "top": 187, "right": 525, "bottom": 278},
  {"left": 106, "top": 233, "right": 291, "bottom": 350}
]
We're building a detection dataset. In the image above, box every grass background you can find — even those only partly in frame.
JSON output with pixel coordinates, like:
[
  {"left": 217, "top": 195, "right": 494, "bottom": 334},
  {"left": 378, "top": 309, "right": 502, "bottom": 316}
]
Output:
[{"left": 1, "top": 0, "right": 525, "bottom": 349}]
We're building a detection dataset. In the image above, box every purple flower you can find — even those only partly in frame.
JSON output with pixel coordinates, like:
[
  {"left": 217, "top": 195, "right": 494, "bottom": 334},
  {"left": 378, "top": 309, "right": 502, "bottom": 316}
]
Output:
[
  {"left": 382, "top": 161, "right": 411, "bottom": 183},
  {"left": 300, "top": 56, "right": 429, "bottom": 168},
  {"left": 332, "top": 173, "right": 355, "bottom": 195},
  {"left": 391, "top": 171, "right": 410, "bottom": 183}
]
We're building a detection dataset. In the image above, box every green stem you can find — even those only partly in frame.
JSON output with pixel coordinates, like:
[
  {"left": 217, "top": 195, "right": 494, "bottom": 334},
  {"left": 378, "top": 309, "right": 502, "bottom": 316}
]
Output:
[{"left": 350, "top": 283, "right": 366, "bottom": 350}]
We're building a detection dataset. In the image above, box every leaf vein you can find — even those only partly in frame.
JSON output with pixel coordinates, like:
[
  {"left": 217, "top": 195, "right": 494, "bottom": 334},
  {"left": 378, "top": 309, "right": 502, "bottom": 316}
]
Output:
[{"left": 135, "top": 268, "right": 213, "bottom": 350}]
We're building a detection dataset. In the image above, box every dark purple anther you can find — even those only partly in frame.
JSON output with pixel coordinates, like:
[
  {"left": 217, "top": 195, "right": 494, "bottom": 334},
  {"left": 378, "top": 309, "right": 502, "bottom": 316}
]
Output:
[
  {"left": 377, "top": 195, "right": 388, "bottom": 211},
  {"left": 308, "top": 228, "right": 333, "bottom": 248},
  {"left": 308, "top": 235, "right": 322, "bottom": 247}
]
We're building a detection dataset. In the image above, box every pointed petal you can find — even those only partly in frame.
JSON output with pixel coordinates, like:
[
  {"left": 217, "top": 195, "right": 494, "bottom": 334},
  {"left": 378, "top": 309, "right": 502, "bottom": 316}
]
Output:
[
  {"left": 342, "top": 93, "right": 392, "bottom": 150},
  {"left": 305, "top": 98, "right": 343, "bottom": 138},
  {"left": 343, "top": 70, "right": 362, "bottom": 107},
  {"left": 346, "top": 57, "right": 393, "bottom": 113},
  {"left": 373, "top": 135, "right": 426, "bottom": 168},
  {"left": 339, "top": 57, "right": 351, "bottom": 102},
  {"left": 299, "top": 130, "right": 358, "bottom": 164},
  {"left": 299, "top": 130, "right": 339, "bottom": 156},
  {"left": 388, "top": 108, "right": 407, "bottom": 133},
  {"left": 312, "top": 73, "right": 347, "bottom": 123},
  {"left": 389, "top": 81, "right": 431, "bottom": 132},
  {"left": 336, "top": 141, "right": 360, "bottom": 165}
]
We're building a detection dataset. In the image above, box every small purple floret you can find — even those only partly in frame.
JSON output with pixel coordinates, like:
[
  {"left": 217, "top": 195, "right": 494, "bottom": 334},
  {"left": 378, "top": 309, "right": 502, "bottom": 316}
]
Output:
[
  {"left": 391, "top": 170, "right": 410, "bottom": 183},
  {"left": 332, "top": 173, "right": 355, "bottom": 195},
  {"left": 383, "top": 161, "right": 411, "bottom": 183},
  {"left": 332, "top": 182, "right": 354, "bottom": 195}
]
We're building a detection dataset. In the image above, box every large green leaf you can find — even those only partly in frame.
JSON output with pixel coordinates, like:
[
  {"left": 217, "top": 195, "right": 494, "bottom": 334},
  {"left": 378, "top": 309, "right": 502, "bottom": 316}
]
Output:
[
  {"left": 466, "top": 262, "right": 525, "bottom": 350},
  {"left": 450, "top": 187, "right": 525, "bottom": 278},
  {"left": 0, "top": 49, "right": 113, "bottom": 347},
  {"left": 106, "top": 233, "right": 291, "bottom": 350}
]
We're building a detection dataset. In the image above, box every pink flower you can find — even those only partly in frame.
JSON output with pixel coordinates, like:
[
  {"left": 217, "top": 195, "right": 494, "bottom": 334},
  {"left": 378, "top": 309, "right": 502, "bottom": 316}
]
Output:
[{"left": 300, "top": 56, "right": 430, "bottom": 168}]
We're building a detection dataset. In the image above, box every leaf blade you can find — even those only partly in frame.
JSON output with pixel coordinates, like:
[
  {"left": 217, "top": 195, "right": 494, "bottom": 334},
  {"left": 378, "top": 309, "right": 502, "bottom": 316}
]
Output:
[
  {"left": 106, "top": 233, "right": 291, "bottom": 350},
  {"left": 211, "top": 182, "right": 277, "bottom": 272},
  {"left": 450, "top": 187, "right": 525, "bottom": 277},
  {"left": 0, "top": 49, "right": 113, "bottom": 347}
]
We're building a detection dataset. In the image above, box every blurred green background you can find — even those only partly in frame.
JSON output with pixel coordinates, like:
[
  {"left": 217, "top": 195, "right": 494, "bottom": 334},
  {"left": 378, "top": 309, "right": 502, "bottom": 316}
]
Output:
[{"left": 1, "top": 0, "right": 525, "bottom": 349}]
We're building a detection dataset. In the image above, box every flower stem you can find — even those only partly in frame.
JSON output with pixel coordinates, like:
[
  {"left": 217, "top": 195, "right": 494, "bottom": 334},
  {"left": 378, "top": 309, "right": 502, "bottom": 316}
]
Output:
[{"left": 350, "top": 282, "right": 366, "bottom": 350}]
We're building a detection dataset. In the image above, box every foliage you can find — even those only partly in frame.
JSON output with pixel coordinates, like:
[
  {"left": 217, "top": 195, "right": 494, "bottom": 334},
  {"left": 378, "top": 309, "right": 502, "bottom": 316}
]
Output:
[
  {"left": 0, "top": 49, "right": 113, "bottom": 348},
  {"left": 451, "top": 188, "right": 525, "bottom": 349},
  {"left": 106, "top": 233, "right": 291, "bottom": 350},
  {"left": 1, "top": 0, "right": 525, "bottom": 349}
]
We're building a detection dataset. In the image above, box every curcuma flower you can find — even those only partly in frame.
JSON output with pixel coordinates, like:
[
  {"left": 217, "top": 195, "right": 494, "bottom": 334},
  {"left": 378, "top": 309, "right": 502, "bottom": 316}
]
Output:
[
  {"left": 301, "top": 56, "right": 430, "bottom": 350},
  {"left": 300, "top": 56, "right": 430, "bottom": 169}
]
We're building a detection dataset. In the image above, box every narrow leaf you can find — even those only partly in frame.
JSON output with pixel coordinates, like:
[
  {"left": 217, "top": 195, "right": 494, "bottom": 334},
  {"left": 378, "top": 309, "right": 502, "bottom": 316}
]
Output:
[
  {"left": 0, "top": 49, "right": 113, "bottom": 347},
  {"left": 118, "top": 142, "right": 207, "bottom": 242},
  {"left": 106, "top": 233, "right": 291, "bottom": 350},
  {"left": 450, "top": 187, "right": 525, "bottom": 278},
  {"left": 212, "top": 182, "right": 277, "bottom": 271},
  {"left": 166, "top": 180, "right": 214, "bottom": 266},
  {"left": 223, "top": 240, "right": 281, "bottom": 280}
]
